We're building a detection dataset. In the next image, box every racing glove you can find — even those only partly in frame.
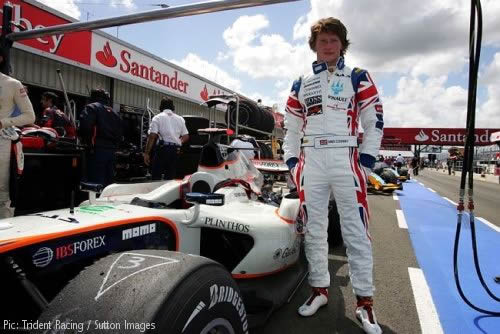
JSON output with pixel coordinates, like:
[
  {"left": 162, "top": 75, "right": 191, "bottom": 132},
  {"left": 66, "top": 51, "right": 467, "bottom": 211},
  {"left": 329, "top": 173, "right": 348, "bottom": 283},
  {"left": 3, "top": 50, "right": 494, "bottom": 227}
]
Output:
[
  {"left": 359, "top": 153, "right": 376, "bottom": 169},
  {"left": 286, "top": 157, "right": 299, "bottom": 170}
]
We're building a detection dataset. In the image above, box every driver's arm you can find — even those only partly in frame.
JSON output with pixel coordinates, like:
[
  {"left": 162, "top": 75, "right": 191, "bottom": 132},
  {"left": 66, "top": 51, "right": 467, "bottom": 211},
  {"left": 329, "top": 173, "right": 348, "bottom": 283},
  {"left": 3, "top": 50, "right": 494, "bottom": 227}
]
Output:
[
  {"left": 180, "top": 134, "right": 189, "bottom": 145},
  {"left": 283, "top": 77, "right": 305, "bottom": 171},
  {"left": 179, "top": 118, "right": 189, "bottom": 145},
  {"left": 143, "top": 132, "right": 158, "bottom": 166}
]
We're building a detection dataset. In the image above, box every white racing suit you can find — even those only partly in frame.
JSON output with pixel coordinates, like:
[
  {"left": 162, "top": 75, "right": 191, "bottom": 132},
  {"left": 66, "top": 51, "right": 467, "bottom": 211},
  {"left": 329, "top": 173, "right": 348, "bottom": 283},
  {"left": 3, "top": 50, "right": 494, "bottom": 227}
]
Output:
[
  {"left": 0, "top": 73, "right": 35, "bottom": 218},
  {"left": 283, "top": 57, "right": 383, "bottom": 296}
]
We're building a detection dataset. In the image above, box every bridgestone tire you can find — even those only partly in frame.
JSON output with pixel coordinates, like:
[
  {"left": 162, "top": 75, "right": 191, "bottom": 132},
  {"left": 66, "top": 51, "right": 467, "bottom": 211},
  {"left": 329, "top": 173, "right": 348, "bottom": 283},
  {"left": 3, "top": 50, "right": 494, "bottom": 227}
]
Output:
[
  {"left": 183, "top": 115, "right": 210, "bottom": 135},
  {"left": 36, "top": 250, "right": 248, "bottom": 334}
]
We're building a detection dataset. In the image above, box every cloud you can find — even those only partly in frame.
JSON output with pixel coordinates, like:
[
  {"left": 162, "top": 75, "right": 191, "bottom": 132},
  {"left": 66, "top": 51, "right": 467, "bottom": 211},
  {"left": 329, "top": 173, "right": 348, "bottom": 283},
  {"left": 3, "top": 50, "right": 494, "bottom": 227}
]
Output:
[
  {"left": 222, "top": 15, "right": 269, "bottom": 49},
  {"left": 170, "top": 53, "right": 242, "bottom": 92},
  {"left": 37, "top": 0, "right": 81, "bottom": 19},
  {"left": 383, "top": 76, "right": 469, "bottom": 128},
  {"left": 223, "top": 15, "right": 314, "bottom": 80},
  {"left": 219, "top": 0, "right": 500, "bottom": 127},
  {"left": 111, "top": 0, "right": 136, "bottom": 9},
  {"left": 478, "top": 52, "right": 500, "bottom": 127}
]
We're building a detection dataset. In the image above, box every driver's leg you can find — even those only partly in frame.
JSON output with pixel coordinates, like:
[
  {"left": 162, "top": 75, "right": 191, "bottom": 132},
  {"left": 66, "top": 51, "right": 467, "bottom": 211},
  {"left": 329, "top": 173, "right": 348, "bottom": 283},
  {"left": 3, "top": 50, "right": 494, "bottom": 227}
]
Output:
[
  {"left": 0, "top": 142, "right": 13, "bottom": 218},
  {"left": 298, "top": 150, "right": 330, "bottom": 316}
]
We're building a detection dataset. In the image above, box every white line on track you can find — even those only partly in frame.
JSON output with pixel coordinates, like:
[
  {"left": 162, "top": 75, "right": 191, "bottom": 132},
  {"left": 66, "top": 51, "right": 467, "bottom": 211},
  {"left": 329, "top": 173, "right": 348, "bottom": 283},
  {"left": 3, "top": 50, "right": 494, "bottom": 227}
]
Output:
[
  {"left": 418, "top": 182, "right": 424, "bottom": 186},
  {"left": 393, "top": 193, "right": 399, "bottom": 201},
  {"left": 396, "top": 209, "right": 408, "bottom": 229},
  {"left": 408, "top": 267, "right": 444, "bottom": 334},
  {"left": 477, "top": 217, "right": 500, "bottom": 233},
  {"left": 443, "top": 197, "right": 458, "bottom": 206},
  {"left": 427, "top": 188, "right": 436, "bottom": 193}
]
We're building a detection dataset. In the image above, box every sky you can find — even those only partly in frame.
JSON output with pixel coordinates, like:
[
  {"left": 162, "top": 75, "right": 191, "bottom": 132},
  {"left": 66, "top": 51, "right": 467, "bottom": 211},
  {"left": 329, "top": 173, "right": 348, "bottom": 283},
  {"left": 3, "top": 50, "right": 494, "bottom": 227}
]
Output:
[{"left": 38, "top": 0, "right": 500, "bottom": 129}]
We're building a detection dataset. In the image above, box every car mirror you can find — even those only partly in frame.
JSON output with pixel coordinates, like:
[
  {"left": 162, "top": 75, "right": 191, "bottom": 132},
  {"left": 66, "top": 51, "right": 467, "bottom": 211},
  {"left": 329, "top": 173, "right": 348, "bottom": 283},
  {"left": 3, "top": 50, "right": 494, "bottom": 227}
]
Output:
[{"left": 185, "top": 192, "right": 225, "bottom": 206}]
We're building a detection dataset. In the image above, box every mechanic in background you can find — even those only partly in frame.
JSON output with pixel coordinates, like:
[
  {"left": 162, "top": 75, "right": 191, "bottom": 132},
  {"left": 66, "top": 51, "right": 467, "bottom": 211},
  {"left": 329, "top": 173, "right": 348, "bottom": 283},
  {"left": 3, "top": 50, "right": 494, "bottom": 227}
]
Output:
[
  {"left": 0, "top": 52, "right": 35, "bottom": 218},
  {"left": 79, "top": 89, "right": 122, "bottom": 187},
  {"left": 38, "top": 91, "right": 76, "bottom": 139},
  {"left": 283, "top": 17, "right": 383, "bottom": 334},
  {"left": 395, "top": 153, "right": 405, "bottom": 169},
  {"left": 143, "top": 97, "right": 189, "bottom": 180}
]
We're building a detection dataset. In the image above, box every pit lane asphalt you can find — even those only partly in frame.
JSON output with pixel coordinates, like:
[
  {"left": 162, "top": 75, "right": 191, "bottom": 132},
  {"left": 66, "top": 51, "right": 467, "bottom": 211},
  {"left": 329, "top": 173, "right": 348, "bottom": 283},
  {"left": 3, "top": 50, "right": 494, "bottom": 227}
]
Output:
[
  {"left": 256, "top": 189, "right": 421, "bottom": 334},
  {"left": 412, "top": 168, "right": 499, "bottom": 227},
  {"left": 256, "top": 169, "right": 498, "bottom": 333}
]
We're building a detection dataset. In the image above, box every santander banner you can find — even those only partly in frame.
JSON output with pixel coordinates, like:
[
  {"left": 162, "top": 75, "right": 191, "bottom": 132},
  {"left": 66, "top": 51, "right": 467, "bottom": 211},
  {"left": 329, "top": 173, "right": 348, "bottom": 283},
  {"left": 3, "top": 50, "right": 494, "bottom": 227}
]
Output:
[
  {"left": 0, "top": 0, "right": 91, "bottom": 65},
  {"left": 91, "top": 34, "right": 229, "bottom": 103},
  {"left": 380, "top": 128, "right": 500, "bottom": 146}
]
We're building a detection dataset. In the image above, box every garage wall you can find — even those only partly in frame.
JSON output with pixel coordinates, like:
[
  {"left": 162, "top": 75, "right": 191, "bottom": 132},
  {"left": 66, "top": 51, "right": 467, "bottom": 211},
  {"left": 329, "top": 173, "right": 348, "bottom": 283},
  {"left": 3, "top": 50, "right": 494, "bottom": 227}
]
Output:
[
  {"left": 11, "top": 48, "right": 226, "bottom": 125},
  {"left": 11, "top": 48, "right": 109, "bottom": 97},
  {"left": 113, "top": 79, "right": 226, "bottom": 123}
]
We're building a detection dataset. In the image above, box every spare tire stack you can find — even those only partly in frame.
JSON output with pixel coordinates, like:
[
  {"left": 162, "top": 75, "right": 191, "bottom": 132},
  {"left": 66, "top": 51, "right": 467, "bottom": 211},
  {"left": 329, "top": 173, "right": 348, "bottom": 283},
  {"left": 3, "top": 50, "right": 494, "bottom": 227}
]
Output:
[
  {"left": 176, "top": 115, "right": 210, "bottom": 179},
  {"left": 226, "top": 100, "right": 275, "bottom": 138}
]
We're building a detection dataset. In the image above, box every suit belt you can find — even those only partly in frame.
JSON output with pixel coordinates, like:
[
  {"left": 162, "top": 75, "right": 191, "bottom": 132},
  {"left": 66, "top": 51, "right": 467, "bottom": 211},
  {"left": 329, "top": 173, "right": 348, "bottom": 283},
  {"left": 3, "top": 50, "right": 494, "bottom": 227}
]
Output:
[{"left": 301, "top": 134, "right": 358, "bottom": 148}]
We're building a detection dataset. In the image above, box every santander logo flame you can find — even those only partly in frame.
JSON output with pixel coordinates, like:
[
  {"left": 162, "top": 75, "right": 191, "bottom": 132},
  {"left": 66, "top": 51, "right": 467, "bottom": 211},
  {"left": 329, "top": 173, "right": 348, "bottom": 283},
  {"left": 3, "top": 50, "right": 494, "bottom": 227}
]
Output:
[
  {"left": 415, "top": 129, "right": 429, "bottom": 142},
  {"left": 200, "top": 85, "right": 209, "bottom": 101},
  {"left": 95, "top": 42, "right": 117, "bottom": 68}
]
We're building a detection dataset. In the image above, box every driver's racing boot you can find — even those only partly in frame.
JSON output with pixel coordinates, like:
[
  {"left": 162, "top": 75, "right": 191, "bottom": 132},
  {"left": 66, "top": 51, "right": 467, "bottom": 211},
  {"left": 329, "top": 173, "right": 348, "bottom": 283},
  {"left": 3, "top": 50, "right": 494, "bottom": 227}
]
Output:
[
  {"left": 355, "top": 296, "right": 382, "bottom": 334},
  {"left": 298, "top": 287, "right": 328, "bottom": 316}
]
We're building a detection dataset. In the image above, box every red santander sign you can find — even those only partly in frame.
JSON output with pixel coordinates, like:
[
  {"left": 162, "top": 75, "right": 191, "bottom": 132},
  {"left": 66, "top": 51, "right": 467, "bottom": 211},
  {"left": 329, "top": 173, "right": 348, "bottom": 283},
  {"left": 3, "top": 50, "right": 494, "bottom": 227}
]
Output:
[
  {"left": 381, "top": 128, "right": 500, "bottom": 146},
  {"left": 0, "top": 0, "right": 91, "bottom": 65},
  {"left": 91, "top": 34, "right": 228, "bottom": 102}
]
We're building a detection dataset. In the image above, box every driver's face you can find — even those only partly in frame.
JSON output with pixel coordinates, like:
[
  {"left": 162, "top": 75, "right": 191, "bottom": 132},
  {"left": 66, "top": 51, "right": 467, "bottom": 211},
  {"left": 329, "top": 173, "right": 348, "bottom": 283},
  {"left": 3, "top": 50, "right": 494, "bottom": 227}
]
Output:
[{"left": 315, "top": 32, "right": 342, "bottom": 65}]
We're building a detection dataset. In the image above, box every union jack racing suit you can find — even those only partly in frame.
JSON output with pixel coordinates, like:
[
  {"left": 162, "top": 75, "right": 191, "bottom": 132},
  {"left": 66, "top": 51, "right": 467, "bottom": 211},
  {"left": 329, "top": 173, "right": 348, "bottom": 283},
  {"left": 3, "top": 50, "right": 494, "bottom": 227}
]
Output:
[
  {"left": 0, "top": 73, "right": 35, "bottom": 218},
  {"left": 283, "top": 57, "right": 383, "bottom": 296}
]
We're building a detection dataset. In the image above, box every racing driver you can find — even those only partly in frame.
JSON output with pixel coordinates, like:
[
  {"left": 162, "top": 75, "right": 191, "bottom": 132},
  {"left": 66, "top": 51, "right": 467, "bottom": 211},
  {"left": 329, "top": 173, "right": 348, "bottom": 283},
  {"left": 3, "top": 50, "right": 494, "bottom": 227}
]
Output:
[
  {"left": 0, "top": 51, "right": 35, "bottom": 218},
  {"left": 283, "top": 17, "right": 383, "bottom": 334}
]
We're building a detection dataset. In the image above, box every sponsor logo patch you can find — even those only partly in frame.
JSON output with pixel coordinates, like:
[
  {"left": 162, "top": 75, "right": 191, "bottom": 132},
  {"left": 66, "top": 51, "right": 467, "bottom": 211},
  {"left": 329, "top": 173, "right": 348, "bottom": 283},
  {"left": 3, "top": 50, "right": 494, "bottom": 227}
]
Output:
[{"left": 122, "top": 223, "right": 156, "bottom": 240}]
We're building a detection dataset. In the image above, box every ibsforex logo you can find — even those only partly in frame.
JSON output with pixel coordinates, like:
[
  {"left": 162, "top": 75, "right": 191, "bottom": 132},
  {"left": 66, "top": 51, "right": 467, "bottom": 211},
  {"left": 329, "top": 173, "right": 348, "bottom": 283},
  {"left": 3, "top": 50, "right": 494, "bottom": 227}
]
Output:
[{"left": 32, "top": 247, "right": 54, "bottom": 267}]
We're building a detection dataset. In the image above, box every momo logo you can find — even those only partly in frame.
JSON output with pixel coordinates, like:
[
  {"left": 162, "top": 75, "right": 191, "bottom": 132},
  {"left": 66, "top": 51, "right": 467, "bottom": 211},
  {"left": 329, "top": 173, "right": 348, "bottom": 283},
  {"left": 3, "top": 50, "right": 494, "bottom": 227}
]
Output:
[
  {"left": 415, "top": 130, "right": 430, "bottom": 142},
  {"left": 331, "top": 81, "right": 344, "bottom": 95},
  {"left": 32, "top": 247, "right": 54, "bottom": 268},
  {"left": 122, "top": 223, "right": 157, "bottom": 241},
  {"left": 95, "top": 41, "right": 117, "bottom": 68}
]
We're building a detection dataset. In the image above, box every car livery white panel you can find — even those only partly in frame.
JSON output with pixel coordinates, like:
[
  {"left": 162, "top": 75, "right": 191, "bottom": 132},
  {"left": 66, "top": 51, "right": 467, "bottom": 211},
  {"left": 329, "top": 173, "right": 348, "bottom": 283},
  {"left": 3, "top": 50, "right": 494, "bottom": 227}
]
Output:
[{"left": 188, "top": 187, "right": 300, "bottom": 276}]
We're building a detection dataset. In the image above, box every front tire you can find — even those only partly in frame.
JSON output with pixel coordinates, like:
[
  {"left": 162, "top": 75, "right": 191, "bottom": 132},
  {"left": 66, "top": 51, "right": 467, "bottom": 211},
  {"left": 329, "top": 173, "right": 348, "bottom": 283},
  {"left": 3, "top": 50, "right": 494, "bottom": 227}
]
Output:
[{"left": 36, "top": 250, "right": 248, "bottom": 334}]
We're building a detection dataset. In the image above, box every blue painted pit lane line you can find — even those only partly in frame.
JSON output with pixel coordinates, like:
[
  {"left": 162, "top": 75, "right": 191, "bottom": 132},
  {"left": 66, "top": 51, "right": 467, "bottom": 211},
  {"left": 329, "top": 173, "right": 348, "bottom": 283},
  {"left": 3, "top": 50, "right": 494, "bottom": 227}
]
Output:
[{"left": 396, "top": 182, "right": 500, "bottom": 334}]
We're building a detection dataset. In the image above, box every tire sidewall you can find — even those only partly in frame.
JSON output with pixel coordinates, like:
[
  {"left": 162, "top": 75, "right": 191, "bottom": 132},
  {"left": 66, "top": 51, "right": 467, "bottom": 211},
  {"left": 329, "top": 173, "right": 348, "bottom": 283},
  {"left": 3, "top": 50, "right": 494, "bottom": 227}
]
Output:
[{"left": 153, "top": 265, "right": 248, "bottom": 334}]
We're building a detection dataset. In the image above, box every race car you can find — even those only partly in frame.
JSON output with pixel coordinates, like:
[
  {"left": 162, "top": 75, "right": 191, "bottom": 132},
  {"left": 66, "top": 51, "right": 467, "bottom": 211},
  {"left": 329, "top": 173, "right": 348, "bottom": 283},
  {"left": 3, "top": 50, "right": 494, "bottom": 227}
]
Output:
[
  {"left": 367, "top": 171, "right": 402, "bottom": 193},
  {"left": 0, "top": 128, "right": 340, "bottom": 334}
]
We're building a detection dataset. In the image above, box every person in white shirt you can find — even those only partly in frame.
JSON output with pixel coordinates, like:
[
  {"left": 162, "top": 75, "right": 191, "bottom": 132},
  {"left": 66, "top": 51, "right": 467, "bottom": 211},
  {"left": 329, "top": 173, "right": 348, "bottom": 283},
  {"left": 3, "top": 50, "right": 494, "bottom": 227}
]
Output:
[
  {"left": 395, "top": 154, "right": 405, "bottom": 168},
  {"left": 0, "top": 53, "right": 36, "bottom": 218},
  {"left": 143, "top": 97, "right": 189, "bottom": 180}
]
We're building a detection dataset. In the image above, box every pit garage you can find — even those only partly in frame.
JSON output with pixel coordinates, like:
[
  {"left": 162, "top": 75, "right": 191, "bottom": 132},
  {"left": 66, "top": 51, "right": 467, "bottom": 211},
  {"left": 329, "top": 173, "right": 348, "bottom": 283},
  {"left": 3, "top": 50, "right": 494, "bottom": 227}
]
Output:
[{"left": 4, "top": 0, "right": 282, "bottom": 215}]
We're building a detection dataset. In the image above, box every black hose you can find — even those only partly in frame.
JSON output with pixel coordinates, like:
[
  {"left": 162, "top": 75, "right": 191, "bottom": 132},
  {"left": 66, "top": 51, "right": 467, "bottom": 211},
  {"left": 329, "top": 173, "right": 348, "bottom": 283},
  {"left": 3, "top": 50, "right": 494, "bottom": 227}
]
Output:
[
  {"left": 453, "top": 0, "right": 500, "bottom": 316},
  {"left": 5, "top": 256, "right": 48, "bottom": 311}
]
